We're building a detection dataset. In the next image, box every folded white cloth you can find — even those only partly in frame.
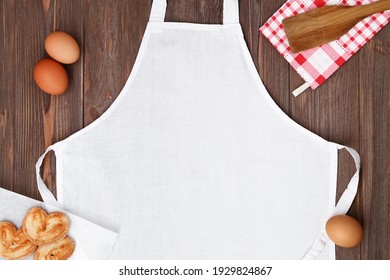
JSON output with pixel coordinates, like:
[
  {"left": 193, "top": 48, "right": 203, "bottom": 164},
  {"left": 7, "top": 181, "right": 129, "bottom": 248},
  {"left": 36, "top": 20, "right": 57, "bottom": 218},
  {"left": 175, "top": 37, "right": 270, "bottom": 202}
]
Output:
[{"left": 0, "top": 187, "right": 118, "bottom": 260}]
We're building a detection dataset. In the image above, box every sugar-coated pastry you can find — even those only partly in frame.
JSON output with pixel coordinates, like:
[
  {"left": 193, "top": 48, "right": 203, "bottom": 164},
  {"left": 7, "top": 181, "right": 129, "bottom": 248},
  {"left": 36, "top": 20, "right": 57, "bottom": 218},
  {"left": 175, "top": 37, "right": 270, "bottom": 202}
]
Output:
[
  {"left": 0, "top": 221, "right": 37, "bottom": 260},
  {"left": 34, "top": 236, "right": 75, "bottom": 260},
  {"left": 22, "top": 207, "right": 69, "bottom": 246}
]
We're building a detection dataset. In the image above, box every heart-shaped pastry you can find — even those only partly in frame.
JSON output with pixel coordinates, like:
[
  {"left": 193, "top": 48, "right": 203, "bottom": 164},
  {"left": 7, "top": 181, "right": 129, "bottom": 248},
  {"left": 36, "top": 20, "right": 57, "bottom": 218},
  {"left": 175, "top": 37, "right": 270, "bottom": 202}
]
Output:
[
  {"left": 0, "top": 221, "right": 37, "bottom": 259},
  {"left": 22, "top": 207, "right": 69, "bottom": 246},
  {"left": 34, "top": 236, "right": 75, "bottom": 260}
]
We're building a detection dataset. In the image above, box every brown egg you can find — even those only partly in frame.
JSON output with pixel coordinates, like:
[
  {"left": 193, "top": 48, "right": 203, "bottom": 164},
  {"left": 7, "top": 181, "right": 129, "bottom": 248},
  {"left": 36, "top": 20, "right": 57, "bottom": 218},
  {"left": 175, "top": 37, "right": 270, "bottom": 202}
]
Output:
[
  {"left": 33, "top": 58, "right": 68, "bottom": 95},
  {"left": 325, "top": 215, "right": 363, "bottom": 248},
  {"left": 45, "top": 31, "right": 80, "bottom": 64}
]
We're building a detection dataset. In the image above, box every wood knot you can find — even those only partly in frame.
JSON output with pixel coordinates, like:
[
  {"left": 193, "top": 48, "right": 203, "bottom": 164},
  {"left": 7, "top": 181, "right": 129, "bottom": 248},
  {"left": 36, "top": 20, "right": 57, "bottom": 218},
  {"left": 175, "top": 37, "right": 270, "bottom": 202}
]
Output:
[
  {"left": 105, "top": 91, "right": 113, "bottom": 100},
  {"left": 41, "top": 0, "right": 51, "bottom": 13},
  {"left": 0, "top": 112, "right": 7, "bottom": 127},
  {"left": 88, "top": 106, "right": 101, "bottom": 122},
  {"left": 373, "top": 40, "right": 390, "bottom": 55}
]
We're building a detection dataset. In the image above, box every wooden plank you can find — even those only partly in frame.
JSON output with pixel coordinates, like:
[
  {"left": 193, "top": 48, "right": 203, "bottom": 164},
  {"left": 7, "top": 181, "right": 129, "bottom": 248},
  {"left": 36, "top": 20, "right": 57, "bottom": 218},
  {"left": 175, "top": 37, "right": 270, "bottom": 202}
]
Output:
[
  {"left": 83, "top": 0, "right": 150, "bottom": 125},
  {"left": 52, "top": 0, "right": 84, "bottom": 140},
  {"left": 40, "top": 0, "right": 85, "bottom": 199},
  {"left": 0, "top": 0, "right": 17, "bottom": 193},
  {"left": 239, "top": 0, "right": 261, "bottom": 70},
  {"left": 3, "top": 0, "right": 56, "bottom": 200},
  {"left": 165, "top": 0, "right": 222, "bottom": 24},
  {"left": 358, "top": 26, "right": 390, "bottom": 260},
  {"left": 258, "top": 0, "right": 290, "bottom": 114}
]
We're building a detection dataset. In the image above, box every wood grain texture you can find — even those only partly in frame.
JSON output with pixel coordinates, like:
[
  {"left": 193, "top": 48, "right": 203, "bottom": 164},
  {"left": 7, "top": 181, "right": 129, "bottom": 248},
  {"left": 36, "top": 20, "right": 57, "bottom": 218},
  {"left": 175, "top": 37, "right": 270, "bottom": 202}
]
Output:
[
  {"left": 83, "top": 0, "right": 150, "bottom": 125},
  {"left": 165, "top": 0, "right": 222, "bottom": 23},
  {"left": 358, "top": 25, "right": 390, "bottom": 259},
  {"left": 258, "top": 0, "right": 291, "bottom": 114},
  {"left": 0, "top": 0, "right": 16, "bottom": 193},
  {"left": 0, "top": 0, "right": 389, "bottom": 259}
]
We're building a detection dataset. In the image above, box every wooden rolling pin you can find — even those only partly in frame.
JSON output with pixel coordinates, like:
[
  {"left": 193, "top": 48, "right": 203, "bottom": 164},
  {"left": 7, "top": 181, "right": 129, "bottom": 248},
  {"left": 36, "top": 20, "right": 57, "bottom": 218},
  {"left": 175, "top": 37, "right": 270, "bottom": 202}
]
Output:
[{"left": 283, "top": 0, "right": 390, "bottom": 53}]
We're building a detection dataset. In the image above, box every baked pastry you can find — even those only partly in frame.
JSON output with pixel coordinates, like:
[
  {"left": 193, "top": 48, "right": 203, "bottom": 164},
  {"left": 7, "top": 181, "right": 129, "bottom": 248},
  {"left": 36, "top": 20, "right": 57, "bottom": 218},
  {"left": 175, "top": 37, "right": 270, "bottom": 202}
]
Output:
[
  {"left": 22, "top": 207, "right": 69, "bottom": 246},
  {"left": 0, "top": 221, "right": 37, "bottom": 260},
  {"left": 34, "top": 236, "right": 75, "bottom": 260}
]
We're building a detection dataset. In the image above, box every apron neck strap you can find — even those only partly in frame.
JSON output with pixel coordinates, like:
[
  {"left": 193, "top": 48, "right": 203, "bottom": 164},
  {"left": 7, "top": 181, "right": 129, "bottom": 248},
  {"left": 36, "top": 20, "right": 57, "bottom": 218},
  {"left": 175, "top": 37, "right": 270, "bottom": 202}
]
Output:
[
  {"left": 223, "top": 0, "right": 239, "bottom": 24},
  {"left": 149, "top": 0, "right": 239, "bottom": 24},
  {"left": 149, "top": 0, "right": 167, "bottom": 23}
]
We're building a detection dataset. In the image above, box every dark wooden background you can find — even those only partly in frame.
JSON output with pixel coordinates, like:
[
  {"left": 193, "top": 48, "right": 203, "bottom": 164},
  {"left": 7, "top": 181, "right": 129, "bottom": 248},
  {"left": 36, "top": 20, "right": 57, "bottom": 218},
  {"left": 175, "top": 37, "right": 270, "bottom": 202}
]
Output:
[{"left": 0, "top": 0, "right": 389, "bottom": 259}]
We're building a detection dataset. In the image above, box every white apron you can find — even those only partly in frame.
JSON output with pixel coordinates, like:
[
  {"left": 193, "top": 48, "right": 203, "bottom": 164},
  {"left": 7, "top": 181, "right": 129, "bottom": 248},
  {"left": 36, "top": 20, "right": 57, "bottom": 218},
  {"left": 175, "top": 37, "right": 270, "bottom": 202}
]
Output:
[{"left": 36, "top": 0, "right": 360, "bottom": 260}]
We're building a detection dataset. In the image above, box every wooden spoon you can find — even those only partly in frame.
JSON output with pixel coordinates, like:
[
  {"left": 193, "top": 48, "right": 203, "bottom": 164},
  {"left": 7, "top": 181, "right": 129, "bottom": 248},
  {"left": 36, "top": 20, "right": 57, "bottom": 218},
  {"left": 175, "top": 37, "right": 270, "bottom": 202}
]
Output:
[{"left": 283, "top": 0, "right": 390, "bottom": 53}]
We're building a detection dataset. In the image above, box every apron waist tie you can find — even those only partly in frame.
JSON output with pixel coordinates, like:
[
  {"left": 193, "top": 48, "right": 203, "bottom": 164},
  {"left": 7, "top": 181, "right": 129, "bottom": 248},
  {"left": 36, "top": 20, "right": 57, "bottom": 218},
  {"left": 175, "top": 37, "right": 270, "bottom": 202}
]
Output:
[
  {"left": 35, "top": 144, "right": 61, "bottom": 208},
  {"left": 303, "top": 144, "right": 360, "bottom": 260}
]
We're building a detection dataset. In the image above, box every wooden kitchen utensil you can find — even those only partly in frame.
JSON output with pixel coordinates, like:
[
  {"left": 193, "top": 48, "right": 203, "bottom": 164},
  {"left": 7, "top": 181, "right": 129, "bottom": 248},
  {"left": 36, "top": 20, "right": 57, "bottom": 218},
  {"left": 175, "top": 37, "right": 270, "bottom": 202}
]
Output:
[{"left": 283, "top": 0, "right": 390, "bottom": 53}]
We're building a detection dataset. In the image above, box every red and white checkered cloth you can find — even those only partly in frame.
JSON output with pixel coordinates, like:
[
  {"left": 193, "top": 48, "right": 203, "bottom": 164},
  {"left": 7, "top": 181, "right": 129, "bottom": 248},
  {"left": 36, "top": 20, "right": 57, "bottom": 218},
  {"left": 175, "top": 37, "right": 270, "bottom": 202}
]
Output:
[{"left": 259, "top": 0, "right": 390, "bottom": 95}]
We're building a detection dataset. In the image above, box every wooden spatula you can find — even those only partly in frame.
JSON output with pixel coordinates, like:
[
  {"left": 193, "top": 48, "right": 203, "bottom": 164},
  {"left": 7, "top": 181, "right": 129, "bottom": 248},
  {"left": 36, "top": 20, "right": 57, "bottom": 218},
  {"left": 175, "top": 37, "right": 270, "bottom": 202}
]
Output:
[{"left": 283, "top": 0, "right": 390, "bottom": 53}]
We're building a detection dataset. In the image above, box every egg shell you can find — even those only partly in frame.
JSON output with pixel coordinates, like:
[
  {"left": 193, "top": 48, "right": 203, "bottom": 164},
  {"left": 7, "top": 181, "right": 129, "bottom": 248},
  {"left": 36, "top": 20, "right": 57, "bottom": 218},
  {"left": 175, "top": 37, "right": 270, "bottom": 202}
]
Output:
[
  {"left": 325, "top": 215, "right": 363, "bottom": 248},
  {"left": 33, "top": 58, "right": 68, "bottom": 95},
  {"left": 45, "top": 31, "right": 80, "bottom": 64}
]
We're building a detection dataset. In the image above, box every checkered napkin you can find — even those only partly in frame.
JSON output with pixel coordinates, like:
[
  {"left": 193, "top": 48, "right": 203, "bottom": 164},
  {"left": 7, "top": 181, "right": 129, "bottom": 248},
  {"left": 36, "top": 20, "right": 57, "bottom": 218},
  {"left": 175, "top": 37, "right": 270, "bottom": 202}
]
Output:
[{"left": 259, "top": 0, "right": 390, "bottom": 96}]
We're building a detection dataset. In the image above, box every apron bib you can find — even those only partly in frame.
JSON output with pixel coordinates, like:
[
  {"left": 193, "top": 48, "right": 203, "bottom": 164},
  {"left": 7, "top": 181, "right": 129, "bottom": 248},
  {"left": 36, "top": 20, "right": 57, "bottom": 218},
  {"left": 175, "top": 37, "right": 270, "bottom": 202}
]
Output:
[{"left": 36, "top": 0, "right": 360, "bottom": 259}]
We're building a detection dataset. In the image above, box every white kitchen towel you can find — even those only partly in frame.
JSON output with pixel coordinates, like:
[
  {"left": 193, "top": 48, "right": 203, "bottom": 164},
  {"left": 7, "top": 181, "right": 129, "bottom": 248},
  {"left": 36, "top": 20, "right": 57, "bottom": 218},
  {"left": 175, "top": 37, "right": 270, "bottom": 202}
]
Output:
[{"left": 0, "top": 187, "right": 118, "bottom": 260}]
